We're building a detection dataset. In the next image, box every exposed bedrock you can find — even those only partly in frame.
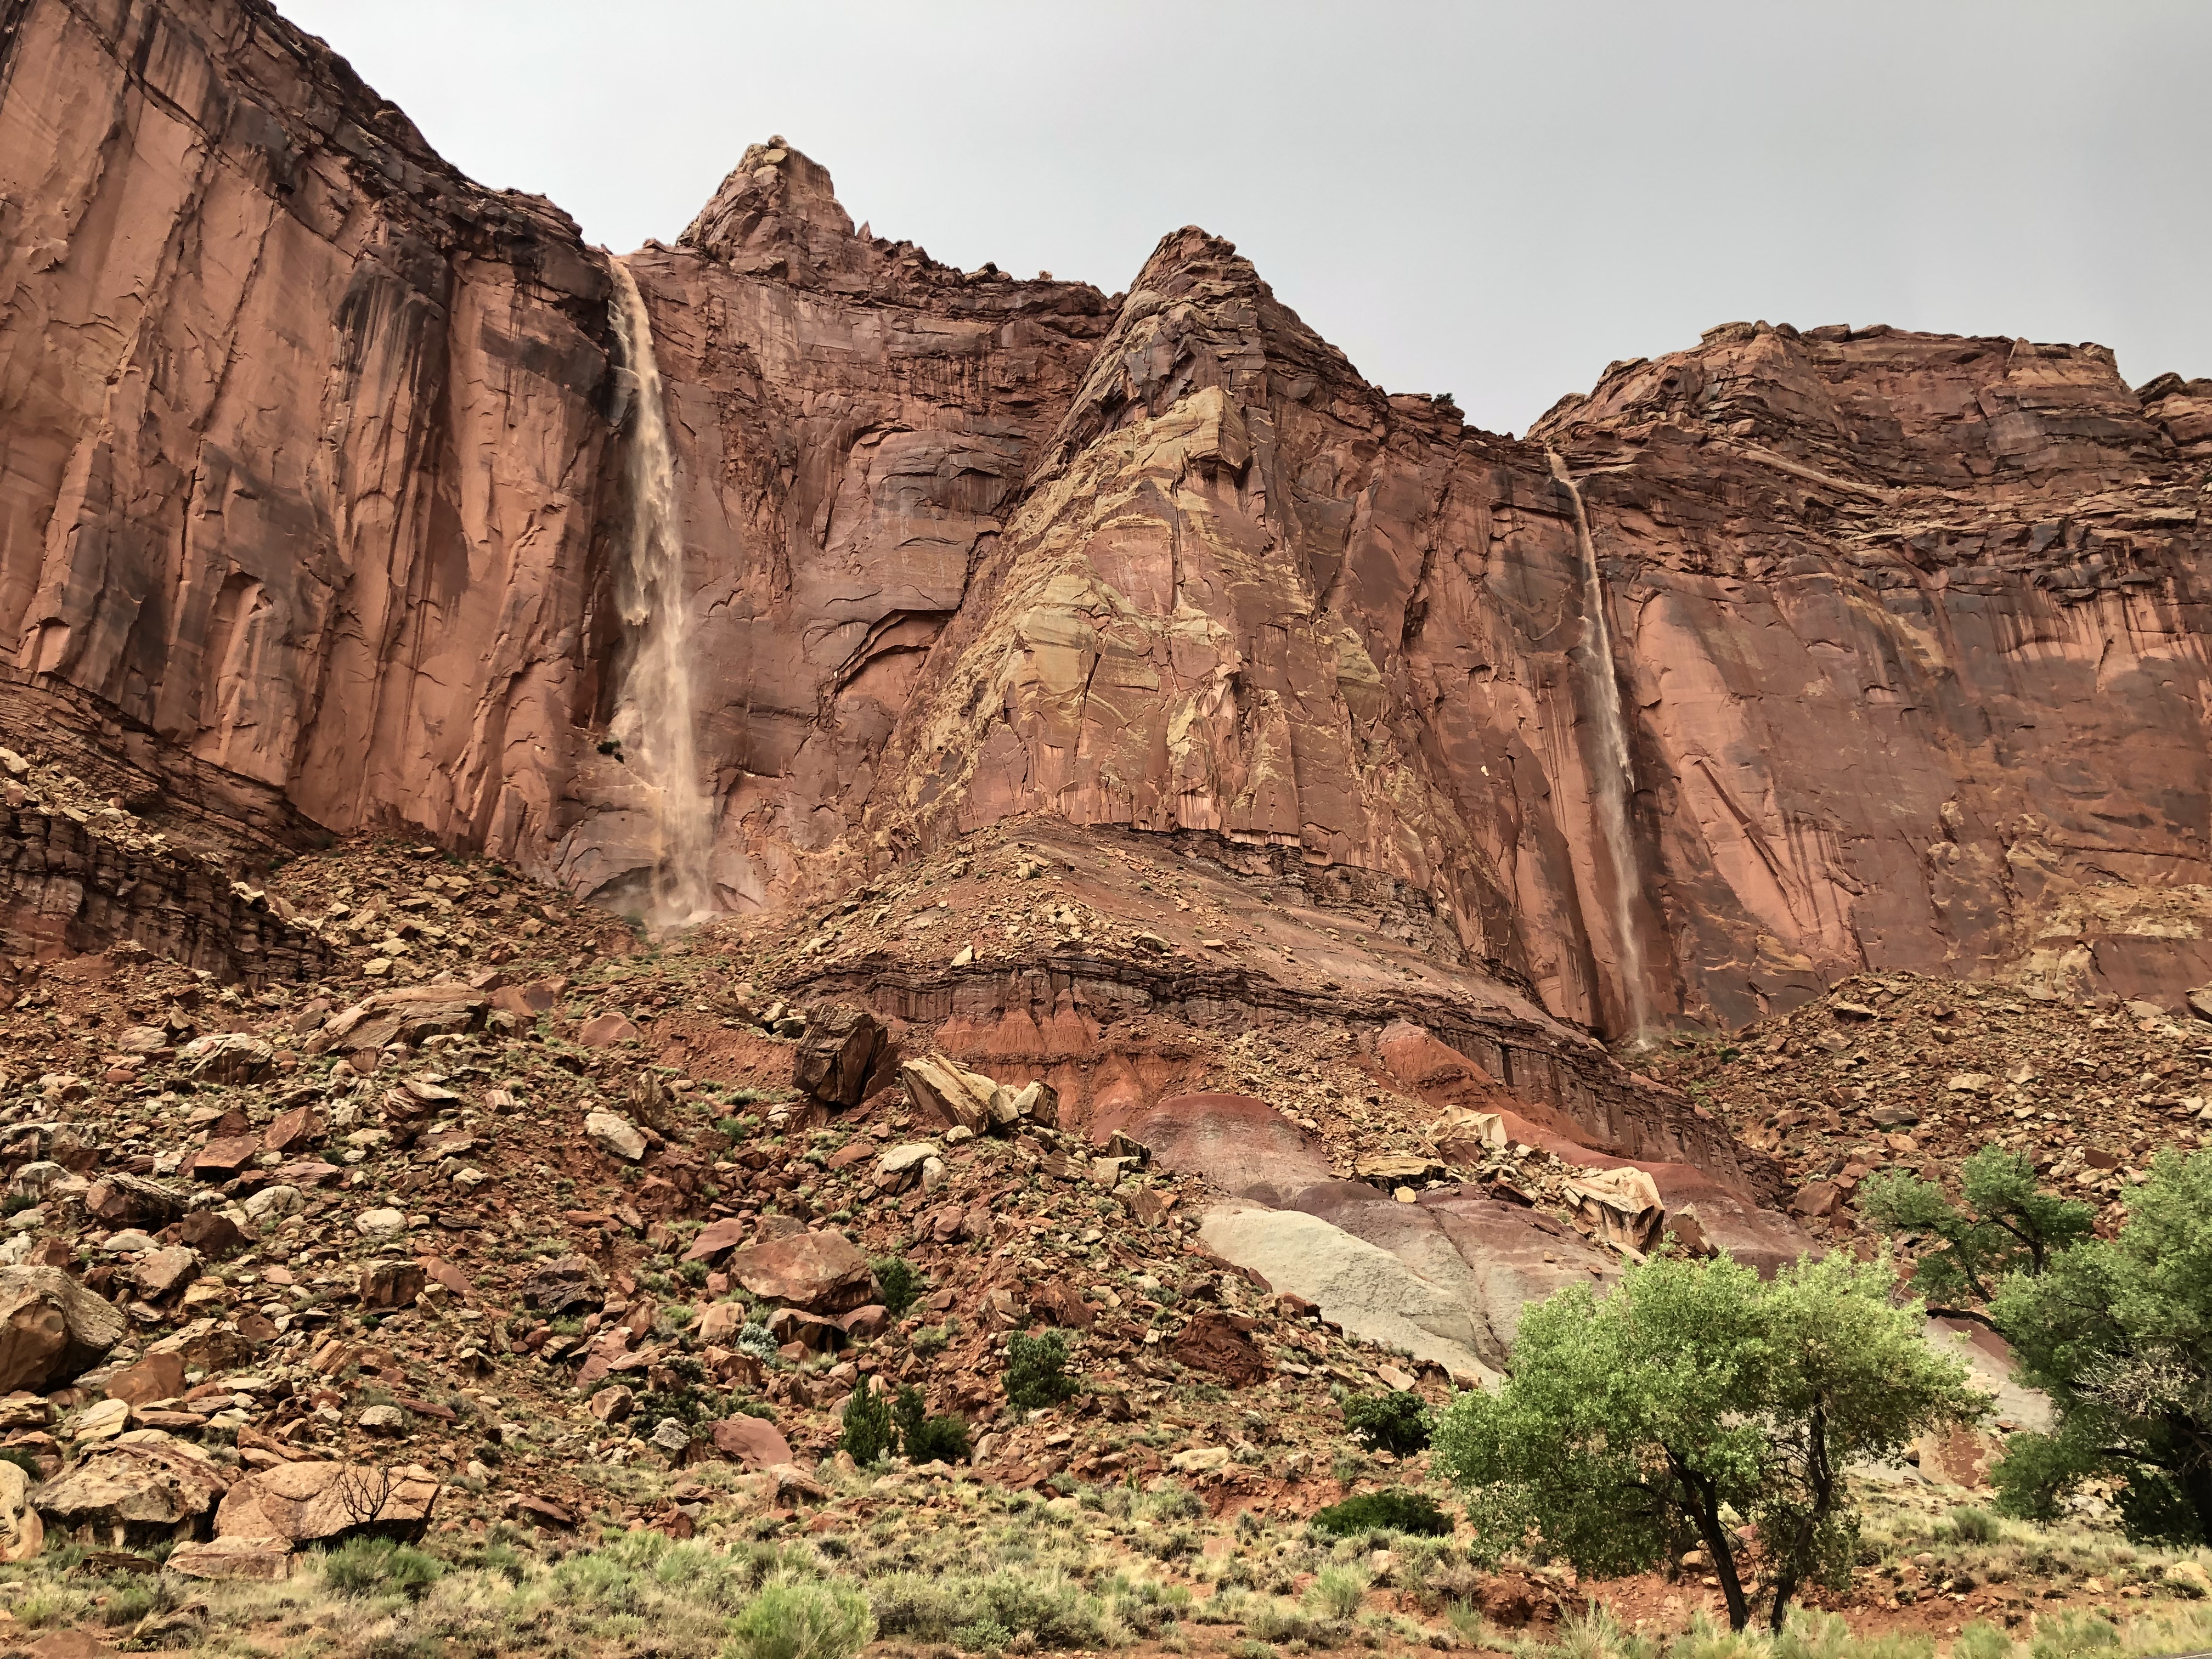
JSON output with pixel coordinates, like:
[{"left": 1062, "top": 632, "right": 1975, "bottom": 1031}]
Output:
[{"left": 2, "top": 0, "right": 2208, "bottom": 1036}]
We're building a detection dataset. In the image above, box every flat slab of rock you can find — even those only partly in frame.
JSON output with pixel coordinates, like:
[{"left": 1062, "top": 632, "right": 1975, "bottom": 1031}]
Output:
[
  {"left": 1199, "top": 1201, "right": 1494, "bottom": 1385},
  {"left": 681, "top": 1218, "right": 747, "bottom": 1263},
  {"left": 577, "top": 1012, "right": 639, "bottom": 1047},
  {"left": 726, "top": 1230, "right": 873, "bottom": 1313},
  {"left": 168, "top": 1535, "right": 291, "bottom": 1579}
]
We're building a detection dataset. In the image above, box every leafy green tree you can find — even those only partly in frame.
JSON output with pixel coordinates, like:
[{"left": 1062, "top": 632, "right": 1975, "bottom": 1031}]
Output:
[
  {"left": 1989, "top": 1149, "right": 2212, "bottom": 1543},
  {"left": 1342, "top": 1390, "right": 1431, "bottom": 1455},
  {"left": 1861, "top": 1145, "right": 2094, "bottom": 1304},
  {"left": 1434, "top": 1250, "right": 1982, "bottom": 1632},
  {"left": 839, "top": 1374, "right": 895, "bottom": 1466}
]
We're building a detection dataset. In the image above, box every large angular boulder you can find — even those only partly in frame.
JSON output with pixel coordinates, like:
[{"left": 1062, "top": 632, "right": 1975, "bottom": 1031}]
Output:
[
  {"left": 519, "top": 1255, "right": 603, "bottom": 1315},
  {"left": 0, "top": 1267, "right": 126, "bottom": 1391},
  {"left": 791, "top": 1003, "right": 884, "bottom": 1107},
  {"left": 35, "top": 1430, "right": 229, "bottom": 1547},
  {"left": 214, "top": 1460, "right": 439, "bottom": 1545},
  {"left": 82, "top": 1173, "right": 191, "bottom": 1229},
  {"left": 178, "top": 1034, "right": 275, "bottom": 1085},
  {"left": 584, "top": 1111, "right": 647, "bottom": 1162},
  {"left": 899, "top": 1056, "right": 997, "bottom": 1133},
  {"left": 726, "top": 1230, "right": 873, "bottom": 1313}
]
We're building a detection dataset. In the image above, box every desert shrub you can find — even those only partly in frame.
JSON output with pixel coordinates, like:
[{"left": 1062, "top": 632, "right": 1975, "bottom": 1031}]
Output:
[
  {"left": 725, "top": 1576, "right": 874, "bottom": 1659},
  {"left": 1308, "top": 1564, "right": 1370, "bottom": 1620},
  {"left": 1341, "top": 1390, "right": 1431, "bottom": 1455},
  {"left": 1003, "top": 1330, "right": 1079, "bottom": 1410},
  {"left": 1312, "top": 1489, "right": 1453, "bottom": 1538},
  {"left": 319, "top": 1535, "right": 445, "bottom": 1602},
  {"left": 1948, "top": 1506, "right": 2000, "bottom": 1544},
  {"left": 841, "top": 1375, "right": 896, "bottom": 1466},
  {"left": 874, "top": 1256, "right": 924, "bottom": 1317},
  {"left": 1951, "top": 1622, "right": 2015, "bottom": 1659},
  {"left": 2029, "top": 1610, "right": 2120, "bottom": 1659},
  {"left": 870, "top": 1567, "right": 1113, "bottom": 1649}
]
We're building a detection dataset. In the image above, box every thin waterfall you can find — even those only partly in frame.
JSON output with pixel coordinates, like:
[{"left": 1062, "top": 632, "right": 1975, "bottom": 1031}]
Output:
[
  {"left": 606, "top": 257, "right": 714, "bottom": 926},
  {"left": 1548, "top": 451, "right": 1650, "bottom": 1045}
]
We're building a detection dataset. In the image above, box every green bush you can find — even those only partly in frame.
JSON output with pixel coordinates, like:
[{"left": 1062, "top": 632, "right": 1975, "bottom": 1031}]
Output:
[
  {"left": 319, "top": 1535, "right": 445, "bottom": 1601},
  {"left": 725, "top": 1576, "right": 874, "bottom": 1659},
  {"left": 840, "top": 1375, "right": 895, "bottom": 1466},
  {"left": 870, "top": 1567, "right": 1113, "bottom": 1649},
  {"left": 1342, "top": 1390, "right": 1431, "bottom": 1455},
  {"left": 1312, "top": 1489, "right": 1453, "bottom": 1538},
  {"left": 873, "top": 1256, "right": 923, "bottom": 1317},
  {"left": 1003, "top": 1330, "right": 1079, "bottom": 1410},
  {"left": 893, "top": 1384, "right": 970, "bottom": 1465}
]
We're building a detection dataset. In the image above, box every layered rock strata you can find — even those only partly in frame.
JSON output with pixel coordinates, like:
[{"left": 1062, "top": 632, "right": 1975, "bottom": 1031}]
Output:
[{"left": 2, "top": 0, "right": 2207, "bottom": 1040}]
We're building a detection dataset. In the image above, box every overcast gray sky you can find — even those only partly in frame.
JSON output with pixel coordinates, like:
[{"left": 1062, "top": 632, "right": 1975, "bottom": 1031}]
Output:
[{"left": 280, "top": 1, "right": 2211, "bottom": 436}]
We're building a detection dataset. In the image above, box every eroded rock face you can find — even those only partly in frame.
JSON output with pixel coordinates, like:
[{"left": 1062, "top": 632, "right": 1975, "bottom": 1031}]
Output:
[
  {"left": 0, "top": 0, "right": 615, "bottom": 883},
  {"left": 3, "top": 0, "right": 2207, "bottom": 1041}
]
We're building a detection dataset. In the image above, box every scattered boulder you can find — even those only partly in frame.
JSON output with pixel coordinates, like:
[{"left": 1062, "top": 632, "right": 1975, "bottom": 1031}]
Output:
[
  {"left": 0, "top": 1267, "right": 125, "bottom": 1391},
  {"left": 1169, "top": 1310, "right": 1268, "bottom": 1386},
  {"left": 178, "top": 1211, "right": 246, "bottom": 1258},
  {"left": 133, "top": 1246, "right": 199, "bottom": 1301},
  {"left": 35, "top": 1430, "right": 229, "bottom": 1547},
  {"left": 83, "top": 1173, "right": 190, "bottom": 1229},
  {"left": 711, "top": 1415, "right": 793, "bottom": 1470},
  {"left": 167, "top": 1536, "right": 291, "bottom": 1581},
  {"left": 358, "top": 1260, "right": 427, "bottom": 1311},
  {"left": 178, "top": 1034, "right": 275, "bottom": 1085},
  {"left": 899, "top": 1056, "right": 996, "bottom": 1133},
  {"left": 680, "top": 1217, "right": 747, "bottom": 1264},
  {"left": 0, "top": 1460, "right": 39, "bottom": 1560},
  {"left": 585, "top": 1111, "right": 647, "bottom": 1163},
  {"left": 726, "top": 1230, "right": 873, "bottom": 1313},
  {"left": 103, "top": 1353, "right": 185, "bottom": 1408},
  {"left": 520, "top": 1255, "right": 602, "bottom": 1314},
  {"left": 791, "top": 1003, "right": 884, "bottom": 1107},
  {"left": 214, "top": 1460, "right": 438, "bottom": 1545},
  {"left": 576, "top": 1012, "right": 639, "bottom": 1047}
]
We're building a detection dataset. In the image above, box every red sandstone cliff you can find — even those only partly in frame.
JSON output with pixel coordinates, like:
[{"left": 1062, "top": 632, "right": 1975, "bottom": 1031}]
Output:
[{"left": 2, "top": 0, "right": 2208, "bottom": 1038}]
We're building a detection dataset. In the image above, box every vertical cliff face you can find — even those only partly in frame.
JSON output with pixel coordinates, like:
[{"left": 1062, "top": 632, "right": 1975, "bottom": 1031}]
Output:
[
  {"left": 1533, "top": 325, "right": 2212, "bottom": 1026},
  {"left": 556, "top": 145, "right": 1116, "bottom": 910},
  {"left": 0, "top": 0, "right": 616, "bottom": 872},
  {"left": 2, "top": 0, "right": 2207, "bottom": 1036}
]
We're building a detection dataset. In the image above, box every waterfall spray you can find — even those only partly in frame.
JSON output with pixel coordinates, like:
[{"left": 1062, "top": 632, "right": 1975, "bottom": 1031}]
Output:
[
  {"left": 607, "top": 257, "right": 714, "bottom": 926},
  {"left": 1549, "top": 452, "right": 1650, "bottom": 1045}
]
